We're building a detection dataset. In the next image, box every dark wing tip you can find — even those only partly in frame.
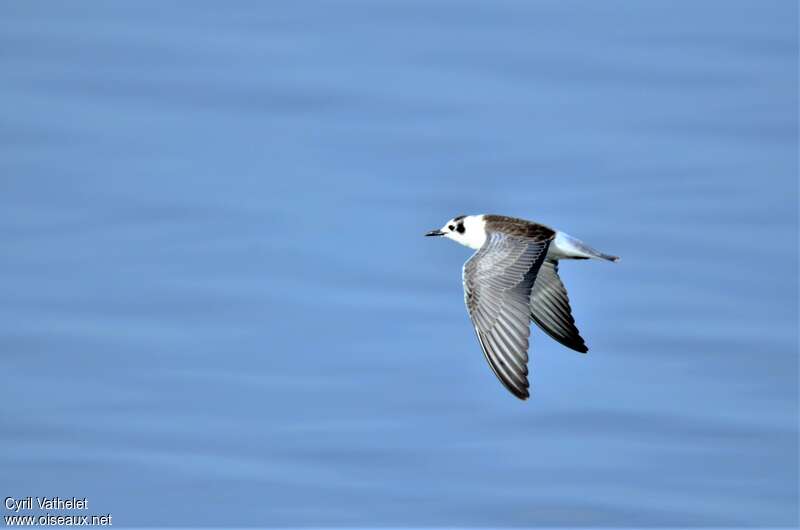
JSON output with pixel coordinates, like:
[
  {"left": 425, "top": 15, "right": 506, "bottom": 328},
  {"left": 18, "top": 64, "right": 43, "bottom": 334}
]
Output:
[
  {"left": 514, "top": 389, "right": 530, "bottom": 400},
  {"left": 505, "top": 378, "right": 530, "bottom": 400},
  {"left": 502, "top": 381, "right": 529, "bottom": 400},
  {"left": 567, "top": 333, "right": 589, "bottom": 353}
]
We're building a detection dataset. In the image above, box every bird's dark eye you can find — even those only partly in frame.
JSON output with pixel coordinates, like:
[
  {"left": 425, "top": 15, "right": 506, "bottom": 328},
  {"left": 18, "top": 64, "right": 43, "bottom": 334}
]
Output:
[
  {"left": 448, "top": 225, "right": 454, "bottom": 230},
  {"left": 456, "top": 223, "right": 465, "bottom": 234}
]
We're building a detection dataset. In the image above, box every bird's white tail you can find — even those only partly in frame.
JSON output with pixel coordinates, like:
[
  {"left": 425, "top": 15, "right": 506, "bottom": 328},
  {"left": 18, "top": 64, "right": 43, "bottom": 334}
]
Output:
[{"left": 551, "top": 232, "right": 619, "bottom": 262}]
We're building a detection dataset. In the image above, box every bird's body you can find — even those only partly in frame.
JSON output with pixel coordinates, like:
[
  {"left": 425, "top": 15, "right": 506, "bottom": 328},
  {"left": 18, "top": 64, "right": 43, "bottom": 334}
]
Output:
[{"left": 426, "top": 214, "right": 618, "bottom": 400}]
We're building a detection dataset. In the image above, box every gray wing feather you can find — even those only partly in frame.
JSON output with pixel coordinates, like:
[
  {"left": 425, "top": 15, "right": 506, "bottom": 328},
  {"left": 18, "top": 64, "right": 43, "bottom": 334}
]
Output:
[
  {"left": 463, "top": 232, "right": 551, "bottom": 400},
  {"left": 530, "top": 260, "right": 588, "bottom": 353}
]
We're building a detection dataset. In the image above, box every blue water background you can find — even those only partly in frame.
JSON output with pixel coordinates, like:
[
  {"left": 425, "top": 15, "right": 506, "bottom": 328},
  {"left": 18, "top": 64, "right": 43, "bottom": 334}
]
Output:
[{"left": 1, "top": 1, "right": 797, "bottom": 526}]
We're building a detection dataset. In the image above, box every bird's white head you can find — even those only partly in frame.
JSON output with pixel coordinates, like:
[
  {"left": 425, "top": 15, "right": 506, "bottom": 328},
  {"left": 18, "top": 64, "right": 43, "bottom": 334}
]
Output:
[{"left": 425, "top": 214, "right": 487, "bottom": 250}]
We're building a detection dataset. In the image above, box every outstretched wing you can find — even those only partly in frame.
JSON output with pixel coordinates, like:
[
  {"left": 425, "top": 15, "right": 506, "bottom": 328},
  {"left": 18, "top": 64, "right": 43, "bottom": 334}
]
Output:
[
  {"left": 530, "top": 260, "right": 588, "bottom": 353},
  {"left": 463, "top": 232, "right": 551, "bottom": 399}
]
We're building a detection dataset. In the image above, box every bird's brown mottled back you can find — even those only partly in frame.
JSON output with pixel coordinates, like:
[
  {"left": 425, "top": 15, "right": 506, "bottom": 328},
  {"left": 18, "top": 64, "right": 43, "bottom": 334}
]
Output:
[{"left": 483, "top": 215, "right": 556, "bottom": 241}]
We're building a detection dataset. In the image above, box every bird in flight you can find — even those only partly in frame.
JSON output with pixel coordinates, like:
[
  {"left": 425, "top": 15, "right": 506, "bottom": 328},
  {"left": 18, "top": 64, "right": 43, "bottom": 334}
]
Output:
[{"left": 425, "top": 214, "right": 618, "bottom": 400}]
